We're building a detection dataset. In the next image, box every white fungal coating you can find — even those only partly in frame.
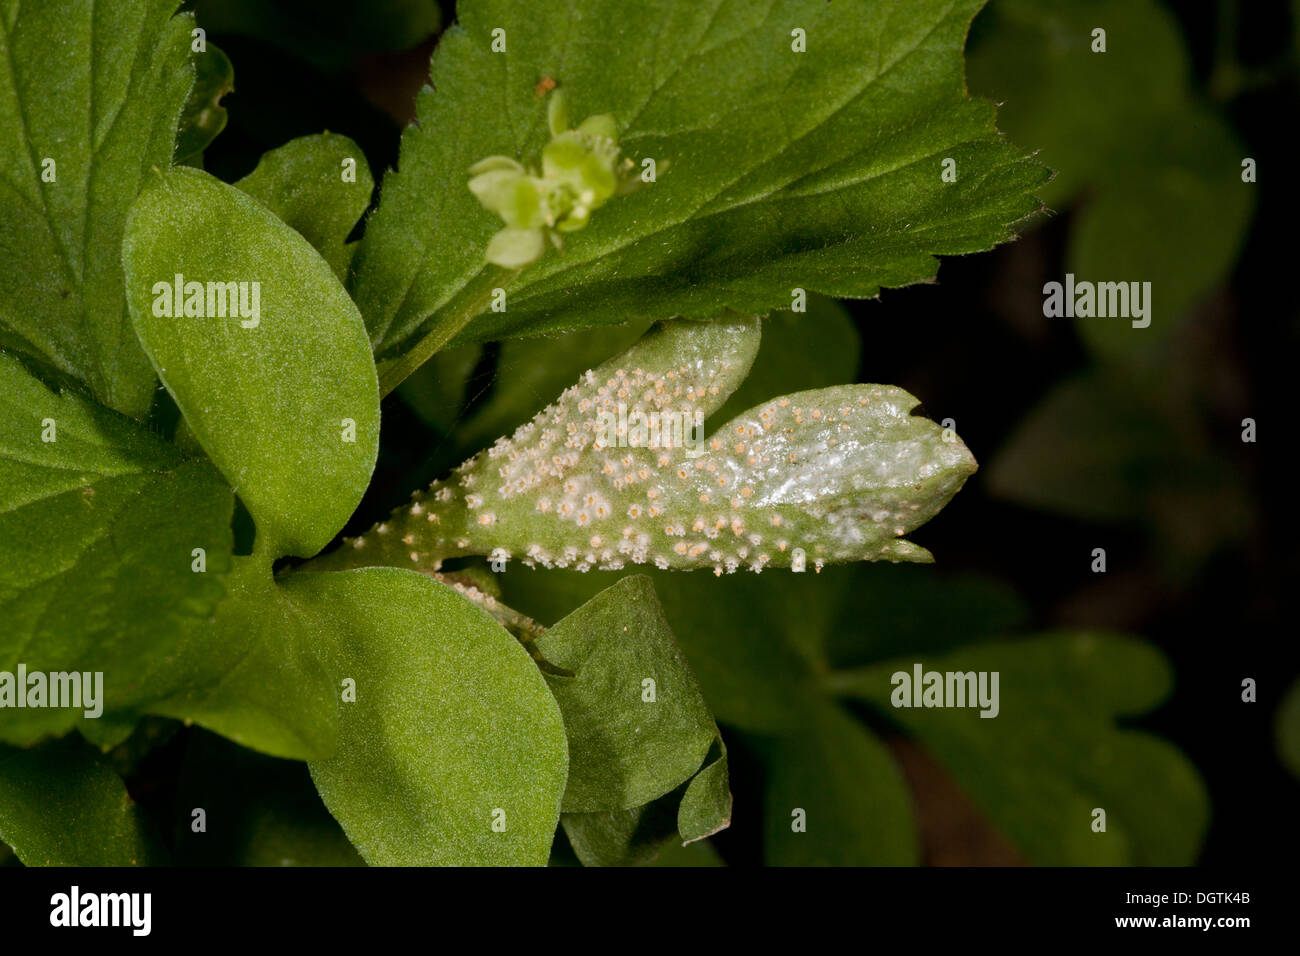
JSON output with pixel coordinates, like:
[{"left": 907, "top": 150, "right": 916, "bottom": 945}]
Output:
[{"left": 323, "top": 317, "right": 977, "bottom": 575}]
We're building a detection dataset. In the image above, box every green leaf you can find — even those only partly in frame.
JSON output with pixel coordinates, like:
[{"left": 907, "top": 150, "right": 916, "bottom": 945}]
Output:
[
  {"left": 191, "top": 0, "right": 443, "bottom": 73},
  {"left": 397, "top": 341, "right": 485, "bottom": 436},
  {"left": 146, "top": 557, "right": 339, "bottom": 761},
  {"left": 537, "top": 576, "right": 718, "bottom": 812},
  {"left": 234, "top": 134, "right": 375, "bottom": 282},
  {"left": 987, "top": 369, "right": 1250, "bottom": 574},
  {"left": 0, "top": 738, "right": 160, "bottom": 865},
  {"left": 832, "top": 632, "right": 1209, "bottom": 865},
  {"left": 825, "top": 563, "right": 1028, "bottom": 668},
  {"left": 303, "top": 567, "right": 568, "bottom": 866},
  {"left": 969, "top": 0, "right": 1255, "bottom": 363},
  {"left": 988, "top": 371, "right": 1182, "bottom": 522},
  {"left": 0, "top": 0, "right": 194, "bottom": 418},
  {"left": 77, "top": 715, "right": 140, "bottom": 753},
  {"left": 95, "top": 717, "right": 181, "bottom": 777},
  {"left": 968, "top": 0, "right": 1189, "bottom": 205},
  {"left": 503, "top": 566, "right": 838, "bottom": 733},
  {"left": 351, "top": 0, "right": 1047, "bottom": 364},
  {"left": 175, "top": 42, "right": 234, "bottom": 166},
  {"left": 0, "top": 351, "right": 233, "bottom": 745},
  {"left": 560, "top": 781, "right": 692, "bottom": 867},
  {"left": 122, "top": 165, "right": 379, "bottom": 559},
  {"left": 760, "top": 700, "right": 919, "bottom": 865},
  {"left": 678, "top": 737, "right": 731, "bottom": 844},
  {"left": 334, "top": 316, "right": 976, "bottom": 575},
  {"left": 1065, "top": 105, "right": 1253, "bottom": 363},
  {"left": 650, "top": 837, "right": 724, "bottom": 866}
]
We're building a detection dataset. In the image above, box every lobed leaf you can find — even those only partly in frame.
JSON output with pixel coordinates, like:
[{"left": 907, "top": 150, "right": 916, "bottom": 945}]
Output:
[
  {"left": 761, "top": 699, "right": 919, "bottom": 866},
  {"left": 0, "top": 0, "right": 195, "bottom": 418},
  {"left": 352, "top": 0, "right": 1048, "bottom": 365},
  {"left": 0, "top": 351, "right": 232, "bottom": 745},
  {"left": 832, "top": 632, "right": 1210, "bottom": 865},
  {"left": 969, "top": 0, "right": 1255, "bottom": 363}
]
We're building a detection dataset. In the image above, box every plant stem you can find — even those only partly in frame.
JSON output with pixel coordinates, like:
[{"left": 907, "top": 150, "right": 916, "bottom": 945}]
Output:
[{"left": 376, "top": 265, "right": 520, "bottom": 397}]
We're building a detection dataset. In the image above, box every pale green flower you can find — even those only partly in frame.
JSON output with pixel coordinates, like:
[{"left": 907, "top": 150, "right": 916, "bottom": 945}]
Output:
[{"left": 469, "top": 90, "right": 630, "bottom": 267}]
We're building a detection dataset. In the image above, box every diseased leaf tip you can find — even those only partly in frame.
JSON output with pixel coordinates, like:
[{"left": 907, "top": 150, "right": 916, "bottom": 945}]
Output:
[{"left": 332, "top": 317, "right": 976, "bottom": 576}]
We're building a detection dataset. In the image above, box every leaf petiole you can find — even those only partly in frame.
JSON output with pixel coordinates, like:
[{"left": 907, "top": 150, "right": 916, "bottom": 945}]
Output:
[{"left": 375, "top": 265, "right": 520, "bottom": 397}]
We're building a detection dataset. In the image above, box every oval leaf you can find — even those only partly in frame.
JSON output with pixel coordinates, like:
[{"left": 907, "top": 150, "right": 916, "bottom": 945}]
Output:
[
  {"left": 123, "top": 166, "right": 379, "bottom": 558},
  {"left": 301, "top": 568, "right": 568, "bottom": 866}
]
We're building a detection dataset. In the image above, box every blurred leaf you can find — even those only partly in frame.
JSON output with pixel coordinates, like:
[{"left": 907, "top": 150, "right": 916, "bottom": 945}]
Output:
[
  {"left": 352, "top": 0, "right": 1047, "bottom": 362},
  {"left": 234, "top": 134, "right": 375, "bottom": 282},
  {"left": 649, "top": 836, "right": 724, "bottom": 866},
  {"left": 0, "top": 738, "right": 161, "bottom": 865},
  {"left": 1067, "top": 106, "right": 1253, "bottom": 363},
  {"left": 0, "top": 0, "right": 194, "bottom": 418},
  {"left": 175, "top": 42, "right": 234, "bottom": 165},
  {"left": 192, "top": 0, "right": 442, "bottom": 72},
  {"left": 538, "top": 576, "right": 718, "bottom": 812},
  {"left": 833, "top": 632, "right": 1209, "bottom": 865},
  {"left": 98, "top": 717, "right": 181, "bottom": 778},
  {"left": 969, "top": 0, "right": 1190, "bottom": 204},
  {"left": 123, "top": 166, "right": 379, "bottom": 559},
  {"left": 77, "top": 716, "right": 139, "bottom": 753},
  {"left": 988, "top": 369, "right": 1250, "bottom": 571},
  {"left": 759, "top": 699, "right": 919, "bottom": 865},
  {"left": 0, "top": 351, "right": 232, "bottom": 745},
  {"left": 826, "top": 563, "right": 1028, "bottom": 667},
  {"left": 970, "top": 0, "right": 1255, "bottom": 362},
  {"left": 304, "top": 568, "right": 568, "bottom": 866},
  {"left": 990, "top": 371, "right": 1176, "bottom": 523},
  {"left": 397, "top": 343, "right": 485, "bottom": 435},
  {"left": 173, "top": 732, "right": 361, "bottom": 866}
]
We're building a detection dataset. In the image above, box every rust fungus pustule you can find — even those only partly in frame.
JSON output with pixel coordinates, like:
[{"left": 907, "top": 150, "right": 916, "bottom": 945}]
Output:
[{"left": 319, "top": 316, "right": 977, "bottom": 576}]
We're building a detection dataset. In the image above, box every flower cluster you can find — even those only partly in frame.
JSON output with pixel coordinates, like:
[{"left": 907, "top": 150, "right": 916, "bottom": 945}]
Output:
[{"left": 468, "top": 91, "right": 628, "bottom": 268}]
